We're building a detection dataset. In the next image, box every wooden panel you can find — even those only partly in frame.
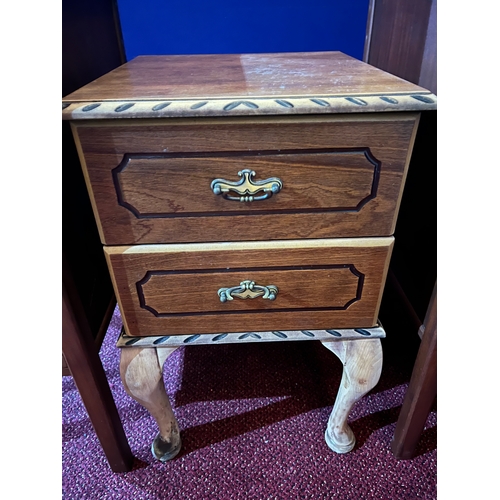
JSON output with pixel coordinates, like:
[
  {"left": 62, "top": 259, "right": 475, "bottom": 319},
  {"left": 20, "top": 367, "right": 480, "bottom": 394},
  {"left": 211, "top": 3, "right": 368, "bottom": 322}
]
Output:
[
  {"left": 418, "top": 0, "right": 437, "bottom": 94},
  {"left": 114, "top": 151, "right": 377, "bottom": 215},
  {"left": 62, "top": 0, "right": 125, "bottom": 98},
  {"left": 367, "top": 0, "right": 434, "bottom": 88},
  {"left": 73, "top": 114, "right": 418, "bottom": 245},
  {"left": 104, "top": 238, "right": 394, "bottom": 336},
  {"left": 391, "top": 283, "right": 437, "bottom": 459},
  {"left": 63, "top": 52, "right": 428, "bottom": 103},
  {"left": 138, "top": 267, "right": 360, "bottom": 315}
]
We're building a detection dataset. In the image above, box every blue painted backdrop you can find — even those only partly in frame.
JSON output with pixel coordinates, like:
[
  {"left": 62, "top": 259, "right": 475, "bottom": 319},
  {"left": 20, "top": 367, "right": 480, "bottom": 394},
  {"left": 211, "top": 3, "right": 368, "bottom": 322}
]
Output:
[{"left": 116, "top": 0, "right": 369, "bottom": 61}]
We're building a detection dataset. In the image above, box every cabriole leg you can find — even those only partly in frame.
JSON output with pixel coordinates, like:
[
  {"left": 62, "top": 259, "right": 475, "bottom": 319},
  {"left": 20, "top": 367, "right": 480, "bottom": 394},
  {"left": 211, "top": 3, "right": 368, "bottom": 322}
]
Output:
[
  {"left": 320, "top": 338, "right": 383, "bottom": 453},
  {"left": 119, "top": 346, "right": 181, "bottom": 461}
]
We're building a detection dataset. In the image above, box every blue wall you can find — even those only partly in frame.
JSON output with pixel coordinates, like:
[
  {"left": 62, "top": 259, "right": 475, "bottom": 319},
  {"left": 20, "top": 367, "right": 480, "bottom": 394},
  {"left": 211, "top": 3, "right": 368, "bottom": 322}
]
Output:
[{"left": 117, "top": 0, "right": 369, "bottom": 61}]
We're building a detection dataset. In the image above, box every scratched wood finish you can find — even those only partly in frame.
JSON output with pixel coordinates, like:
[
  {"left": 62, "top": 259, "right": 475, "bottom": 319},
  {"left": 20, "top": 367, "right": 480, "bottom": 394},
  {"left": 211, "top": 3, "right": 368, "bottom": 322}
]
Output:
[
  {"left": 63, "top": 52, "right": 429, "bottom": 103},
  {"left": 73, "top": 114, "right": 418, "bottom": 245},
  {"left": 104, "top": 238, "right": 393, "bottom": 336}
]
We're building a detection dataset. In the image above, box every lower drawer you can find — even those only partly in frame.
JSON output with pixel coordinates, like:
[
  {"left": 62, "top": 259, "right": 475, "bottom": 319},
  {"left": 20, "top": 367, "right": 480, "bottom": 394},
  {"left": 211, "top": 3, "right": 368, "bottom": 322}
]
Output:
[{"left": 105, "top": 238, "right": 393, "bottom": 336}]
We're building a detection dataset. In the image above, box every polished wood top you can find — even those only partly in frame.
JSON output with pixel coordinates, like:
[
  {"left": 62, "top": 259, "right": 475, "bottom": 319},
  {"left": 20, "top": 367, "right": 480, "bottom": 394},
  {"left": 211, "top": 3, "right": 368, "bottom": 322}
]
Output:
[
  {"left": 63, "top": 52, "right": 428, "bottom": 102},
  {"left": 62, "top": 52, "right": 436, "bottom": 119}
]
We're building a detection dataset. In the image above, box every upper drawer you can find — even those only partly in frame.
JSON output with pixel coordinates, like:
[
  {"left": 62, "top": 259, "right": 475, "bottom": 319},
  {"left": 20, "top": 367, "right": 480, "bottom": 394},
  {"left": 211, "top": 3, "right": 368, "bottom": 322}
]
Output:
[{"left": 72, "top": 114, "right": 419, "bottom": 245}]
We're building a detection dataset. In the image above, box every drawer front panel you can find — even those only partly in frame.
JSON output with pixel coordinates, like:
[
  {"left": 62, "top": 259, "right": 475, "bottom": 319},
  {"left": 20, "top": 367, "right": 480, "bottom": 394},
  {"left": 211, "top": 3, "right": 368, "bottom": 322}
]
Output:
[
  {"left": 113, "top": 150, "right": 377, "bottom": 216},
  {"left": 138, "top": 267, "right": 361, "bottom": 315},
  {"left": 74, "top": 114, "right": 418, "bottom": 245},
  {"left": 105, "top": 238, "right": 393, "bottom": 336}
]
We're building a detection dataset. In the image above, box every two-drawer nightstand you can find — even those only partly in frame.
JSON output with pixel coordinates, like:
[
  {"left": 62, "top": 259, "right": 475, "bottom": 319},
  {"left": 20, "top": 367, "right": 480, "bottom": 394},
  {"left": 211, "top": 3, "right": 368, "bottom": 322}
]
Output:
[{"left": 62, "top": 52, "right": 436, "bottom": 462}]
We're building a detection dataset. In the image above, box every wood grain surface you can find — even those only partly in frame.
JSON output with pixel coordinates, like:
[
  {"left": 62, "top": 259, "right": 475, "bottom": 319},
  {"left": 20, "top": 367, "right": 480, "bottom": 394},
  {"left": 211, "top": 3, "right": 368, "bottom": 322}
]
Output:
[
  {"left": 112, "top": 151, "right": 377, "bottom": 215},
  {"left": 63, "top": 52, "right": 429, "bottom": 103},
  {"left": 367, "top": 0, "right": 434, "bottom": 90},
  {"left": 322, "top": 338, "right": 383, "bottom": 453},
  {"left": 104, "top": 237, "right": 393, "bottom": 336},
  {"left": 138, "top": 267, "right": 360, "bottom": 315},
  {"left": 73, "top": 113, "right": 418, "bottom": 245}
]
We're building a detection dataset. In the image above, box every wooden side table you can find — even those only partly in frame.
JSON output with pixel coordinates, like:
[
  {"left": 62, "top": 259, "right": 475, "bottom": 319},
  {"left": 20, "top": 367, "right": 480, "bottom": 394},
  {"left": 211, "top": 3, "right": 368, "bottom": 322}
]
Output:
[{"left": 62, "top": 52, "right": 436, "bottom": 461}]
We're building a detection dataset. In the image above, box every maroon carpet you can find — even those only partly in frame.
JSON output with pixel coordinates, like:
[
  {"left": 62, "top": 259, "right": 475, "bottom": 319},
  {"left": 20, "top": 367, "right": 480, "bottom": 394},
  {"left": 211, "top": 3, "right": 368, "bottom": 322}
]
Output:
[{"left": 62, "top": 307, "right": 437, "bottom": 499}]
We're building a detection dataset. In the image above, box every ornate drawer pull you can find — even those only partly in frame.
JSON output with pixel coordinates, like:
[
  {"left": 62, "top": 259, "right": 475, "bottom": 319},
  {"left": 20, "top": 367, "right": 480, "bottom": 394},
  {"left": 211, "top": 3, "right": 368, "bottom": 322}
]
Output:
[
  {"left": 211, "top": 169, "right": 283, "bottom": 202},
  {"left": 218, "top": 280, "right": 278, "bottom": 302}
]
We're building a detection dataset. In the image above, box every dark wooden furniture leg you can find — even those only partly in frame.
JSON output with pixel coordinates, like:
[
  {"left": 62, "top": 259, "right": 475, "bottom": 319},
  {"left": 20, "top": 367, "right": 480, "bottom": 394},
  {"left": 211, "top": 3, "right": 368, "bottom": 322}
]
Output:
[
  {"left": 63, "top": 278, "right": 134, "bottom": 472},
  {"left": 391, "top": 283, "right": 437, "bottom": 459}
]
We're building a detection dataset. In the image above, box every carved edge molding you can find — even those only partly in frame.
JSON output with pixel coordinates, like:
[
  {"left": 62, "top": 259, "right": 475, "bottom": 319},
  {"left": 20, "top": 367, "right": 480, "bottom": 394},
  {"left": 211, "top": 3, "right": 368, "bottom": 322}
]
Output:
[
  {"left": 62, "top": 92, "right": 436, "bottom": 120},
  {"left": 116, "top": 324, "right": 386, "bottom": 347}
]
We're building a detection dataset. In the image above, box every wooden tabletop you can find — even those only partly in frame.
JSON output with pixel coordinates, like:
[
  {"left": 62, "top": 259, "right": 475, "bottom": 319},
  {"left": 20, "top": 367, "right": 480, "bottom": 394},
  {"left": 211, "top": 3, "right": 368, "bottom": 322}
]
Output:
[{"left": 62, "top": 52, "right": 436, "bottom": 119}]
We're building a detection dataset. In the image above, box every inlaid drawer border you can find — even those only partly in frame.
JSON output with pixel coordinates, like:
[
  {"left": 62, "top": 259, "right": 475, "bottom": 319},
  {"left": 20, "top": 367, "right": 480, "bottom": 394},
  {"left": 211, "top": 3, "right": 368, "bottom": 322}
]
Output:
[
  {"left": 136, "top": 264, "right": 365, "bottom": 317},
  {"left": 111, "top": 148, "right": 381, "bottom": 219},
  {"left": 116, "top": 323, "right": 386, "bottom": 347}
]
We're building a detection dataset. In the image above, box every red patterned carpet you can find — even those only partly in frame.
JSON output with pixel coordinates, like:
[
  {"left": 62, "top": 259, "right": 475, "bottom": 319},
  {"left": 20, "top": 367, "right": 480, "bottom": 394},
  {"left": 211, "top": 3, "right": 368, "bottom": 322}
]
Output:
[{"left": 62, "top": 307, "right": 436, "bottom": 499}]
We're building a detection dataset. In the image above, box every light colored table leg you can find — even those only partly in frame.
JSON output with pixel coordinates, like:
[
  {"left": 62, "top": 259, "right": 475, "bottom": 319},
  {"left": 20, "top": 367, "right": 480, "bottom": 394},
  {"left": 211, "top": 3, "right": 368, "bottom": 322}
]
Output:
[
  {"left": 118, "top": 329, "right": 384, "bottom": 461},
  {"left": 321, "top": 338, "right": 383, "bottom": 453},
  {"left": 120, "top": 346, "right": 182, "bottom": 461}
]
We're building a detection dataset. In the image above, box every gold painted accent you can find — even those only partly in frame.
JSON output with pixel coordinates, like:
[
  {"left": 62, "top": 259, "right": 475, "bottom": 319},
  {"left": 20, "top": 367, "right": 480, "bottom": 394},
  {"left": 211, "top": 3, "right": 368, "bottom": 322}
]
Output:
[
  {"left": 211, "top": 169, "right": 283, "bottom": 201},
  {"left": 218, "top": 280, "right": 278, "bottom": 302}
]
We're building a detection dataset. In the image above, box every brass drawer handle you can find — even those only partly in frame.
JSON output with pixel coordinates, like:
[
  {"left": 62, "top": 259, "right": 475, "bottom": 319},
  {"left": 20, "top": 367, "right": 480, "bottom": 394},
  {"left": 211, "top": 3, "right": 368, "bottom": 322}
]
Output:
[
  {"left": 211, "top": 169, "right": 283, "bottom": 202},
  {"left": 218, "top": 280, "right": 278, "bottom": 302}
]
